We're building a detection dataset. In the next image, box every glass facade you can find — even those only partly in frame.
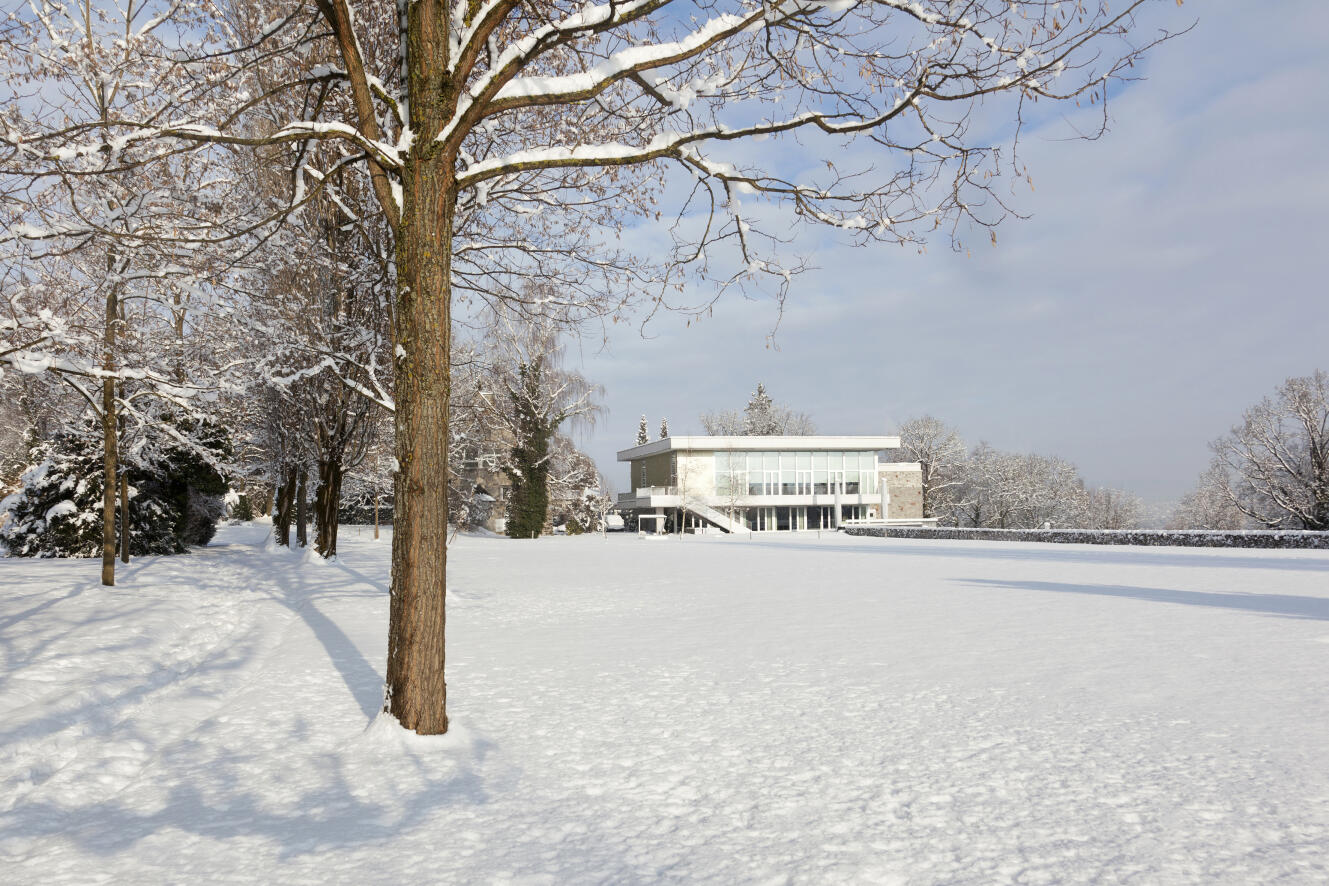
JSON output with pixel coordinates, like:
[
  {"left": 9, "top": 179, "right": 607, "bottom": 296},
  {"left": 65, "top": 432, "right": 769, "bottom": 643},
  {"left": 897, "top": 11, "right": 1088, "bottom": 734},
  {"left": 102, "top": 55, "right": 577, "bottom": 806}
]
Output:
[
  {"left": 714, "top": 450, "right": 877, "bottom": 496},
  {"left": 740, "top": 505, "right": 861, "bottom": 531}
]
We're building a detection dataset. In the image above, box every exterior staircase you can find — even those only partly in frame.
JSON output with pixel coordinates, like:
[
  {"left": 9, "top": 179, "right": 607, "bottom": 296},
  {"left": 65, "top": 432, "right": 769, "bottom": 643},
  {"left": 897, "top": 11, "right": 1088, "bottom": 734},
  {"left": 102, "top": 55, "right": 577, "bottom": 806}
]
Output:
[{"left": 682, "top": 501, "right": 748, "bottom": 534}]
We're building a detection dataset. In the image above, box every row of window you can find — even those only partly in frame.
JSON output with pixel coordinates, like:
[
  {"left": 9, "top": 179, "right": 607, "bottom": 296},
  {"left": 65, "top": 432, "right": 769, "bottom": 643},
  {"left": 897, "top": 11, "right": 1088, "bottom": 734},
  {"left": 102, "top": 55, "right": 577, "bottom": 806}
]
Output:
[
  {"left": 712, "top": 450, "right": 878, "bottom": 497},
  {"left": 714, "top": 451, "right": 877, "bottom": 472},
  {"left": 716, "top": 473, "right": 872, "bottom": 496},
  {"left": 744, "top": 505, "right": 868, "bottom": 531}
]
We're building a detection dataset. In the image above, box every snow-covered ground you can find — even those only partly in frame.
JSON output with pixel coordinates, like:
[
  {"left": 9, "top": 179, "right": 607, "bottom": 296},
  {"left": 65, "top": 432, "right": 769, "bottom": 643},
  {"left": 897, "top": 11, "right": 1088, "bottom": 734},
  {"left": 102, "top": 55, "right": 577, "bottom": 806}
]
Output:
[{"left": 2, "top": 525, "right": 1328, "bottom": 885}]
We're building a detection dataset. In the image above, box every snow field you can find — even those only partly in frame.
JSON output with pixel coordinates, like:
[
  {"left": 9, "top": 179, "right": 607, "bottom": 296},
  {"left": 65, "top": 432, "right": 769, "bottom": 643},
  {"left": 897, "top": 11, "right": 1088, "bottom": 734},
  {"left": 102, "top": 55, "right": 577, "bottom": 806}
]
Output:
[{"left": 1, "top": 525, "right": 1328, "bottom": 884}]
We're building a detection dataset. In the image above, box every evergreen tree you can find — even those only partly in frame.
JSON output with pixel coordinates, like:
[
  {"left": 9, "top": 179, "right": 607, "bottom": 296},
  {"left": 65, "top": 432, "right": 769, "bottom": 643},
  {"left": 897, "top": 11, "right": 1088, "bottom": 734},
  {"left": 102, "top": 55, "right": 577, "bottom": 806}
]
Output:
[
  {"left": 636, "top": 415, "right": 649, "bottom": 446},
  {"left": 159, "top": 417, "right": 230, "bottom": 547},
  {"left": 743, "top": 384, "right": 779, "bottom": 435},
  {"left": 505, "top": 361, "right": 554, "bottom": 539},
  {"left": 702, "top": 383, "right": 815, "bottom": 436},
  {"left": 1, "top": 431, "right": 178, "bottom": 557},
  {"left": 659, "top": 418, "right": 669, "bottom": 439}
]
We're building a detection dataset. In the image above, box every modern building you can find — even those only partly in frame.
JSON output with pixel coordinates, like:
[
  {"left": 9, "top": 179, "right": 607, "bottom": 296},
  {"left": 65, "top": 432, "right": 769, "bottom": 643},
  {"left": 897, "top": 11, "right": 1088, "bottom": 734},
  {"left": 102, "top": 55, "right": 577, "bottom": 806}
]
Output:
[{"left": 616, "top": 436, "right": 935, "bottom": 533}]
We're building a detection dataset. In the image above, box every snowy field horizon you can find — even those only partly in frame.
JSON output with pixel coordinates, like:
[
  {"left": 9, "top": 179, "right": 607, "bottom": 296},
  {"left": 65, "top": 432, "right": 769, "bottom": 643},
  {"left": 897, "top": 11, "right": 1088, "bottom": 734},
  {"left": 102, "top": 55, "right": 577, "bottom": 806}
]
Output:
[{"left": 3, "top": 525, "right": 1327, "bottom": 884}]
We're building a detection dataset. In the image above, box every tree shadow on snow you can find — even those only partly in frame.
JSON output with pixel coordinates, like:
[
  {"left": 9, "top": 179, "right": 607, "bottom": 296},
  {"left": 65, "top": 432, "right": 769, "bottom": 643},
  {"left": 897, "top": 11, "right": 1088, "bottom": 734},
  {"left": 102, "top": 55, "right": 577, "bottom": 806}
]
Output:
[
  {"left": 740, "top": 537, "right": 1329, "bottom": 574},
  {"left": 270, "top": 557, "right": 390, "bottom": 722},
  {"left": 0, "top": 738, "right": 493, "bottom": 861},
  {"left": 958, "top": 577, "right": 1329, "bottom": 621}
]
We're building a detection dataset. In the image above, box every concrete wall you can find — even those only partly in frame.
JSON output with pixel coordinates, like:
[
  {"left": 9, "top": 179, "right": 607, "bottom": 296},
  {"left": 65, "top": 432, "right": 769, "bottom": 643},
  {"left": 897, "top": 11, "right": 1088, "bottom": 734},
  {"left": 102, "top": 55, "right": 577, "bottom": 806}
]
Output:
[
  {"left": 675, "top": 452, "right": 715, "bottom": 499},
  {"left": 879, "top": 464, "right": 923, "bottom": 519}
]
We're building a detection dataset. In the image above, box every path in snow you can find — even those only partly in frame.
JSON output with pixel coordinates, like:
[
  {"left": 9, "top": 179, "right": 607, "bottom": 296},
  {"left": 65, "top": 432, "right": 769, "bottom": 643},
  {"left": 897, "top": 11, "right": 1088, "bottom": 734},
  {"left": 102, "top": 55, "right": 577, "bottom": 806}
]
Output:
[{"left": 1, "top": 525, "right": 1327, "bottom": 884}]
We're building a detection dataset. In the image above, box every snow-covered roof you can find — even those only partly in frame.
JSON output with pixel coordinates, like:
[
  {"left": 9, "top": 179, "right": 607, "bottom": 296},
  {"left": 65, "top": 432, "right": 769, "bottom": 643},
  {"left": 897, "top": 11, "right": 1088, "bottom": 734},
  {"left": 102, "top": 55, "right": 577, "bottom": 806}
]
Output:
[{"left": 617, "top": 435, "right": 901, "bottom": 461}]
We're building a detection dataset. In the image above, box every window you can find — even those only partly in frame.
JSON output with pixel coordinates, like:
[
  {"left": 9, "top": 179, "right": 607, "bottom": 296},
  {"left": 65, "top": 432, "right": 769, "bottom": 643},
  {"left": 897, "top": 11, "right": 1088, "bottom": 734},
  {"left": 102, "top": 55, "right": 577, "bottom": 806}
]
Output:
[
  {"left": 846, "top": 469, "right": 860, "bottom": 495},
  {"left": 813, "top": 469, "right": 828, "bottom": 494}
]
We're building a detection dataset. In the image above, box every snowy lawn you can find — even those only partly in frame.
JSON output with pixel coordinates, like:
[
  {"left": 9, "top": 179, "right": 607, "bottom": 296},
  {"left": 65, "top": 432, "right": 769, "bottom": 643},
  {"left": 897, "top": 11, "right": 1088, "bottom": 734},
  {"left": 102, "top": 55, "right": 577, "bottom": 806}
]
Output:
[{"left": 2, "top": 526, "right": 1328, "bottom": 885}]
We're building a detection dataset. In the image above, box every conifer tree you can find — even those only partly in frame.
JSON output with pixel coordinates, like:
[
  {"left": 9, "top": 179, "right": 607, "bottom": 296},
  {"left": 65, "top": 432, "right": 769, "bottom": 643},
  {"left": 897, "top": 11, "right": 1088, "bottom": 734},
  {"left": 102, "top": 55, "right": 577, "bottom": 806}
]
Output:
[
  {"left": 636, "top": 416, "right": 650, "bottom": 446},
  {"left": 659, "top": 418, "right": 669, "bottom": 439},
  {"left": 505, "top": 361, "right": 555, "bottom": 539},
  {"left": 743, "top": 384, "right": 779, "bottom": 435},
  {"left": 2, "top": 432, "right": 178, "bottom": 557}
]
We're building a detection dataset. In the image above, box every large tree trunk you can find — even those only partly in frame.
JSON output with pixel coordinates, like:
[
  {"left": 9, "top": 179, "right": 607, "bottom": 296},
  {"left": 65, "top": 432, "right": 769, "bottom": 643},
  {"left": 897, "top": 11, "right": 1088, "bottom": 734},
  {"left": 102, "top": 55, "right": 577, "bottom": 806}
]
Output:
[
  {"left": 313, "top": 458, "right": 343, "bottom": 558},
  {"left": 383, "top": 156, "right": 454, "bottom": 735}
]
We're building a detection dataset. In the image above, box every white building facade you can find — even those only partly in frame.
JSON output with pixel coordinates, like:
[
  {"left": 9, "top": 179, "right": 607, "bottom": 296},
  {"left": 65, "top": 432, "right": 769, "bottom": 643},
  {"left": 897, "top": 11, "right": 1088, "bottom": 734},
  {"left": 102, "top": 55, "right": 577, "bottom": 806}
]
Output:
[{"left": 616, "top": 436, "right": 934, "bottom": 533}]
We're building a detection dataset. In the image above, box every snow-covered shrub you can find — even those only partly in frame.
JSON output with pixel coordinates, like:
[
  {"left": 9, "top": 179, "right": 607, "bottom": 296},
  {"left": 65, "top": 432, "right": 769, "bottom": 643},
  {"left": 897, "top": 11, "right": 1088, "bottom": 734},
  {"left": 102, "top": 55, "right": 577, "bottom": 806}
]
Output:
[
  {"left": 0, "top": 422, "right": 229, "bottom": 558},
  {"left": 134, "top": 413, "right": 229, "bottom": 548},
  {"left": 0, "top": 433, "right": 178, "bottom": 557}
]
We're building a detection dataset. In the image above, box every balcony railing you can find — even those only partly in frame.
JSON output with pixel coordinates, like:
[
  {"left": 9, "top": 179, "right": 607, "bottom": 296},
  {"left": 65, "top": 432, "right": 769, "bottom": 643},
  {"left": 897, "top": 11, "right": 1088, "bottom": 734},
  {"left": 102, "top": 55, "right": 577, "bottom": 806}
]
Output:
[{"left": 618, "top": 486, "right": 677, "bottom": 501}]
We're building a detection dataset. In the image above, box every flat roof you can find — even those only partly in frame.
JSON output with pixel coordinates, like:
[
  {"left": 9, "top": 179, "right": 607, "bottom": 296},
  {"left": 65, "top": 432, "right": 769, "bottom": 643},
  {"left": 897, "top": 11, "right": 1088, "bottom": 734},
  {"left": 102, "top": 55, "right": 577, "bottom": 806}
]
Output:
[{"left": 617, "top": 435, "right": 901, "bottom": 461}]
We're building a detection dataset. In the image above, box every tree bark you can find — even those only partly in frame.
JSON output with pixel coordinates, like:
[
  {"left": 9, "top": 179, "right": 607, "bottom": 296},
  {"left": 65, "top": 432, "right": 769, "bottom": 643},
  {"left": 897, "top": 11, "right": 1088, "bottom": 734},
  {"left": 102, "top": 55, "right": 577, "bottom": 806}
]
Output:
[
  {"left": 383, "top": 152, "right": 454, "bottom": 734},
  {"left": 295, "top": 467, "right": 308, "bottom": 547},
  {"left": 119, "top": 472, "right": 130, "bottom": 563},
  {"left": 100, "top": 284, "right": 118, "bottom": 587},
  {"left": 313, "top": 458, "right": 343, "bottom": 558},
  {"left": 274, "top": 466, "right": 297, "bottom": 546},
  {"left": 373, "top": 494, "right": 380, "bottom": 540}
]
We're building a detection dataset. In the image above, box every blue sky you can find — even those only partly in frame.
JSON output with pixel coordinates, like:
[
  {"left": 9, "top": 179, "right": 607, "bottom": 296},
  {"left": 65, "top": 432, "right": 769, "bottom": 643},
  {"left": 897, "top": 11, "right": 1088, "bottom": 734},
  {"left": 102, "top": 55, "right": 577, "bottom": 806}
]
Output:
[{"left": 572, "top": 0, "right": 1329, "bottom": 503}]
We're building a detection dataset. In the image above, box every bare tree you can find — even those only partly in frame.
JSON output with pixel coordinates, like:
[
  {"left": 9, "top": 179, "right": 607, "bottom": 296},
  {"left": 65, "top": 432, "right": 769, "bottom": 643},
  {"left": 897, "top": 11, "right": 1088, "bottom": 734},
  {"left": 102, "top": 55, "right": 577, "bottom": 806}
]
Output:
[
  {"left": 948, "top": 443, "right": 1088, "bottom": 529},
  {"left": 892, "top": 415, "right": 966, "bottom": 518},
  {"left": 1211, "top": 370, "right": 1329, "bottom": 530},
  {"left": 478, "top": 317, "right": 602, "bottom": 538},
  {"left": 547, "top": 435, "right": 608, "bottom": 533},
  {"left": 1168, "top": 462, "right": 1246, "bottom": 530},
  {"left": 1083, "top": 486, "right": 1143, "bottom": 530},
  {"left": 699, "top": 409, "right": 744, "bottom": 436},
  {"left": 3, "top": 0, "right": 1181, "bottom": 732}
]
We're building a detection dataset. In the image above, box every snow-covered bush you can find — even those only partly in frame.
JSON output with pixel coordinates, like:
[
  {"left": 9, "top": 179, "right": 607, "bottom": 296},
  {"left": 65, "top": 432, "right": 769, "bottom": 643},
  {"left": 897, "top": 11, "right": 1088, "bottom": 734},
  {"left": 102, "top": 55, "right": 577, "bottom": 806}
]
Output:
[
  {"left": 0, "top": 433, "right": 178, "bottom": 557},
  {"left": 0, "top": 425, "right": 228, "bottom": 558}
]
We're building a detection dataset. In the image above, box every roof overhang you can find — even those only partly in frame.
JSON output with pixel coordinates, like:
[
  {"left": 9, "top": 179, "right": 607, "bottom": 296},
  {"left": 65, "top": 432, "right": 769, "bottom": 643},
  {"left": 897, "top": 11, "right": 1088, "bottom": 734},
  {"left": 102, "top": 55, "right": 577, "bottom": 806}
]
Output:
[{"left": 617, "top": 435, "right": 902, "bottom": 461}]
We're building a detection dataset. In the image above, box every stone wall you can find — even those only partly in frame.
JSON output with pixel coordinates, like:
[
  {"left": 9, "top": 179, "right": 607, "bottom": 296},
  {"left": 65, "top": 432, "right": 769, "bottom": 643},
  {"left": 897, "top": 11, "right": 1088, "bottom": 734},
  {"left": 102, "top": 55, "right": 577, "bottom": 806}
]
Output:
[{"left": 879, "top": 465, "right": 923, "bottom": 519}]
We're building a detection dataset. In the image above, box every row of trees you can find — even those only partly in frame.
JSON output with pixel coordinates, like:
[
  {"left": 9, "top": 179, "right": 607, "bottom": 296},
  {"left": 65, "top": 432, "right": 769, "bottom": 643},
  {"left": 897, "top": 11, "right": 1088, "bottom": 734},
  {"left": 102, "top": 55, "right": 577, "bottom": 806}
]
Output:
[
  {"left": 634, "top": 416, "right": 671, "bottom": 446},
  {"left": 892, "top": 370, "right": 1329, "bottom": 531},
  {"left": 891, "top": 417, "right": 1145, "bottom": 530}
]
